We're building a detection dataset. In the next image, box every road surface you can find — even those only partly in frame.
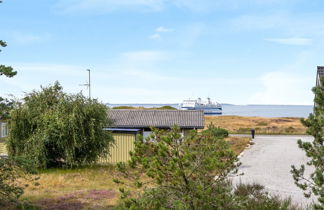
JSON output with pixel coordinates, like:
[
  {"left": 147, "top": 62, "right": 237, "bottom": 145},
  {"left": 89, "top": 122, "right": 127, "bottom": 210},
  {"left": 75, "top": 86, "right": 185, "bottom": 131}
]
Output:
[{"left": 232, "top": 135, "right": 317, "bottom": 208}]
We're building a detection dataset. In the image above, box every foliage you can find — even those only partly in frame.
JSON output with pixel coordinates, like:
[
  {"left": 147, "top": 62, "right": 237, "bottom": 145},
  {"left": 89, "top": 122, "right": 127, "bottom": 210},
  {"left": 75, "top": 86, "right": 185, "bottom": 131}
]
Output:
[
  {"left": 112, "top": 105, "right": 177, "bottom": 110},
  {"left": 114, "top": 125, "right": 239, "bottom": 209},
  {"left": 0, "top": 96, "right": 16, "bottom": 120},
  {"left": 202, "top": 124, "right": 229, "bottom": 138},
  {"left": 233, "top": 183, "right": 299, "bottom": 210},
  {"left": 156, "top": 105, "right": 177, "bottom": 110},
  {"left": 7, "top": 82, "right": 114, "bottom": 168},
  {"left": 0, "top": 1, "right": 16, "bottom": 78},
  {"left": 0, "top": 1, "right": 17, "bottom": 120},
  {"left": 112, "top": 106, "right": 137, "bottom": 109},
  {"left": 291, "top": 77, "right": 324, "bottom": 209},
  {"left": 0, "top": 157, "right": 38, "bottom": 206}
]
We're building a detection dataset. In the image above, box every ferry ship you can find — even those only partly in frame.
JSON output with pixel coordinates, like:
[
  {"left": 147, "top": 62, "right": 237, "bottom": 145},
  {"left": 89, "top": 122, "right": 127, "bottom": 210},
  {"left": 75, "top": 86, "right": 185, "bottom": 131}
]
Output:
[{"left": 179, "top": 97, "right": 222, "bottom": 115}]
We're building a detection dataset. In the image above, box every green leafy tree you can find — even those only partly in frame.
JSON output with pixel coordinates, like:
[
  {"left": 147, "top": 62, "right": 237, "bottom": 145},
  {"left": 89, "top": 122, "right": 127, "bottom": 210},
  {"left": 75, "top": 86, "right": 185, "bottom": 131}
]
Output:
[
  {"left": 291, "top": 77, "right": 324, "bottom": 209},
  {"left": 0, "top": 0, "right": 17, "bottom": 120},
  {"left": 7, "top": 82, "right": 114, "bottom": 168}
]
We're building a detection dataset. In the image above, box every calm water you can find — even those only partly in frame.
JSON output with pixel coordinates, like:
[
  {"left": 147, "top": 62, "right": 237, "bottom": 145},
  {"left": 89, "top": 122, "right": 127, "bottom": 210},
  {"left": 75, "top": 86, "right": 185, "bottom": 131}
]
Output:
[{"left": 108, "top": 104, "right": 313, "bottom": 118}]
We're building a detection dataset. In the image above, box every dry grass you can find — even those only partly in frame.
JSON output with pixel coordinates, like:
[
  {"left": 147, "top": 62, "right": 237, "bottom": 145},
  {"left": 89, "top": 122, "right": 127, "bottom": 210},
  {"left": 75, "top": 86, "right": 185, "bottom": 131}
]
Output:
[
  {"left": 205, "top": 115, "right": 306, "bottom": 135},
  {"left": 22, "top": 165, "right": 120, "bottom": 209},
  {"left": 226, "top": 136, "right": 252, "bottom": 155}
]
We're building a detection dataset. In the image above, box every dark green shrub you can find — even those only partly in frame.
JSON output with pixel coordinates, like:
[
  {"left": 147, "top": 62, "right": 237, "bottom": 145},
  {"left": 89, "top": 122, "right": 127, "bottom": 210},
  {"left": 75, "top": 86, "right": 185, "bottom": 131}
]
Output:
[
  {"left": 7, "top": 82, "right": 114, "bottom": 168},
  {"left": 156, "top": 105, "right": 177, "bottom": 110},
  {"left": 202, "top": 124, "right": 229, "bottom": 138}
]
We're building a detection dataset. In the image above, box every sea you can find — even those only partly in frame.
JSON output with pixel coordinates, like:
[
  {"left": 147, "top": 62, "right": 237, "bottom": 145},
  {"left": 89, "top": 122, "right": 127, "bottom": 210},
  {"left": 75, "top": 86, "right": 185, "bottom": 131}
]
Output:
[{"left": 108, "top": 104, "right": 313, "bottom": 118}]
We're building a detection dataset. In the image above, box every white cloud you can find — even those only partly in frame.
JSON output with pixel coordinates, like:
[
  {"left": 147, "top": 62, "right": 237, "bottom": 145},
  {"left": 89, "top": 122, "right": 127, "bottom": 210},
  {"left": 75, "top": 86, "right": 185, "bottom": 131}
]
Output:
[
  {"left": 56, "top": 0, "right": 165, "bottom": 13},
  {"left": 155, "top": 26, "right": 173, "bottom": 33},
  {"left": 149, "top": 33, "right": 161, "bottom": 40},
  {"left": 121, "top": 50, "right": 167, "bottom": 63},
  {"left": 12, "top": 32, "right": 51, "bottom": 45},
  {"left": 248, "top": 71, "right": 313, "bottom": 105},
  {"left": 150, "top": 26, "right": 173, "bottom": 40},
  {"left": 231, "top": 13, "right": 324, "bottom": 36},
  {"left": 265, "top": 37, "right": 312, "bottom": 46},
  {"left": 56, "top": 0, "right": 299, "bottom": 14},
  {"left": 179, "top": 23, "right": 205, "bottom": 48}
]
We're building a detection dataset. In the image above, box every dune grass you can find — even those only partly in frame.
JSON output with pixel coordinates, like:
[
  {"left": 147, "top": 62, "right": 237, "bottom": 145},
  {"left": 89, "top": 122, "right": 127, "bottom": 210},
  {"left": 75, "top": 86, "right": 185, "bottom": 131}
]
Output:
[
  {"left": 205, "top": 115, "right": 307, "bottom": 135},
  {"left": 112, "top": 105, "right": 177, "bottom": 110}
]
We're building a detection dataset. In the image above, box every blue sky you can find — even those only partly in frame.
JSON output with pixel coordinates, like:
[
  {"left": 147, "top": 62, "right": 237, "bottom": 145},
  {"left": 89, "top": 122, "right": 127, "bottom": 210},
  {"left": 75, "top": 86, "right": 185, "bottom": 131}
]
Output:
[{"left": 0, "top": 0, "right": 323, "bottom": 105}]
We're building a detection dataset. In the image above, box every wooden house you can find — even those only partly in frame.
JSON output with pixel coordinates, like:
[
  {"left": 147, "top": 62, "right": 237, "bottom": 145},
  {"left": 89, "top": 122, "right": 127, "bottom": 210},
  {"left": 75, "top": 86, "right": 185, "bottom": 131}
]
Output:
[
  {"left": 0, "top": 121, "right": 8, "bottom": 156},
  {"left": 99, "top": 109, "right": 205, "bottom": 163}
]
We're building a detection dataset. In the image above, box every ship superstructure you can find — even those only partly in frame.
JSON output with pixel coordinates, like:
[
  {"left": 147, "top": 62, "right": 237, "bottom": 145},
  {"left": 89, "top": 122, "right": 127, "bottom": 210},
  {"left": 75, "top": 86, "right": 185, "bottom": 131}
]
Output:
[{"left": 180, "top": 97, "right": 222, "bottom": 115}]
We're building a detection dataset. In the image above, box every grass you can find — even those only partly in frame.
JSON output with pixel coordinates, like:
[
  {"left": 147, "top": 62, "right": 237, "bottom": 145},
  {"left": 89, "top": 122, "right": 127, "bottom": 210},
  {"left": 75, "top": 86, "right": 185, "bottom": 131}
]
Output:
[
  {"left": 22, "top": 165, "right": 120, "bottom": 209},
  {"left": 112, "top": 105, "right": 177, "bottom": 110},
  {"left": 205, "top": 115, "right": 307, "bottom": 135},
  {"left": 226, "top": 136, "right": 252, "bottom": 155}
]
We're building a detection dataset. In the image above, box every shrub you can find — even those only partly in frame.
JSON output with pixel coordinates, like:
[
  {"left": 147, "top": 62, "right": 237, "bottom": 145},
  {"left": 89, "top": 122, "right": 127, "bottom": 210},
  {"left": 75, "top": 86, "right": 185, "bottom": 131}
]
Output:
[
  {"left": 7, "top": 82, "right": 114, "bottom": 168},
  {"left": 156, "top": 105, "right": 177, "bottom": 110},
  {"left": 202, "top": 124, "right": 229, "bottom": 138}
]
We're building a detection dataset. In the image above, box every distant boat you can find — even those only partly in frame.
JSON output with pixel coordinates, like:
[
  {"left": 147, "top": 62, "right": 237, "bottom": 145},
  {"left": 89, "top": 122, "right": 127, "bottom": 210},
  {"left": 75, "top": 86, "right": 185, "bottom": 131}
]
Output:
[{"left": 179, "top": 97, "right": 222, "bottom": 115}]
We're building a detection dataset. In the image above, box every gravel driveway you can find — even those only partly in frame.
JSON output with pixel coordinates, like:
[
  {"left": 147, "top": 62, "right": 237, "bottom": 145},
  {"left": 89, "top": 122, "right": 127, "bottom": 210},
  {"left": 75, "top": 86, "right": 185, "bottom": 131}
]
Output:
[{"left": 232, "top": 135, "right": 316, "bottom": 208}]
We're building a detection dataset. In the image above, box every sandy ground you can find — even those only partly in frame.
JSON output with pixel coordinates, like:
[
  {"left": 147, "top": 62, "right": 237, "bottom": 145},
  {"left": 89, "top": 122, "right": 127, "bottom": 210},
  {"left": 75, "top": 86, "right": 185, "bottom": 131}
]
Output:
[{"left": 232, "top": 135, "right": 317, "bottom": 208}]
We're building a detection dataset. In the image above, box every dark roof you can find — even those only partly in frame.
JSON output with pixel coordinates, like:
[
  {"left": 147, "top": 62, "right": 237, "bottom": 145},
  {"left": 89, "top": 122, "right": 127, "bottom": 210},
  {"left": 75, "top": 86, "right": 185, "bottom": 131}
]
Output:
[
  {"left": 318, "top": 66, "right": 324, "bottom": 76},
  {"left": 108, "top": 109, "right": 204, "bottom": 129},
  {"left": 317, "top": 66, "right": 324, "bottom": 86}
]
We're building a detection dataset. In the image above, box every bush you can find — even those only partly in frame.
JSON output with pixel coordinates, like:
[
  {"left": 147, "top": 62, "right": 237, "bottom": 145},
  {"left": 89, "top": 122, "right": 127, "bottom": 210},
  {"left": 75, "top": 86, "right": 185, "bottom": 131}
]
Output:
[
  {"left": 156, "top": 105, "right": 177, "bottom": 110},
  {"left": 7, "top": 82, "right": 114, "bottom": 168},
  {"left": 202, "top": 124, "right": 229, "bottom": 138}
]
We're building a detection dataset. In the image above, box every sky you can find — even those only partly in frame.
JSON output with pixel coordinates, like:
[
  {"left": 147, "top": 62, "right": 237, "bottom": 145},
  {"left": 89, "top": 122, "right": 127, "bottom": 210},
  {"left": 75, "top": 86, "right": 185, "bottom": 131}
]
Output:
[{"left": 0, "top": 0, "right": 323, "bottom": 105}]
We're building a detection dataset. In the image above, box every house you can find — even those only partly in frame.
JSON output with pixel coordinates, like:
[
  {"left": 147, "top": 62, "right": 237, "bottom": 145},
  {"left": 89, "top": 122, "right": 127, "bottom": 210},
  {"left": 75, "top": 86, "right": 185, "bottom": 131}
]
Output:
[
  {"left": 0, "top": 121, "right": 8, "bottom": 140},
  {"left": 99, "top": 109, "right": 205, "bottom": 163},
  {"left": 0, "top": 121, "right": 8, "bottom": 156},
  {"left": 316, "top": 66, "right": 324, "bottom": 86}
]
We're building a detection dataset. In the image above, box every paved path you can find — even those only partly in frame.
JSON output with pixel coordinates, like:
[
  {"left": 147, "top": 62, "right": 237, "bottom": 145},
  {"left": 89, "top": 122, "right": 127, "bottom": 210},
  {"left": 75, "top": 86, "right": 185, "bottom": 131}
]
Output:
[{"left": 232, "top": 135, "right": 316, "bottom": 208}]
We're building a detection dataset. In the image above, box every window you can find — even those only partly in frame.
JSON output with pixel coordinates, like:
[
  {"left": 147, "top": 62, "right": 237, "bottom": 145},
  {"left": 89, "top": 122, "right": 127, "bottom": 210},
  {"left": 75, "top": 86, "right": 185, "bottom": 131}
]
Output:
[{"left": 1, "top": 123, "right": 8, "bottom": 138}]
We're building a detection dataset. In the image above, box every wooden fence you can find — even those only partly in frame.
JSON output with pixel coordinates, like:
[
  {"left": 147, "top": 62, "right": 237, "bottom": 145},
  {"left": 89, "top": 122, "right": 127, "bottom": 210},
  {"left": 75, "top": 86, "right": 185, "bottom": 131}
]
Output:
[
  {"left": 0, "top": 141, "right": 7, "bottom": 155},
  {"left": 98, "top": 133, "right": 136, "bottom": 164}
]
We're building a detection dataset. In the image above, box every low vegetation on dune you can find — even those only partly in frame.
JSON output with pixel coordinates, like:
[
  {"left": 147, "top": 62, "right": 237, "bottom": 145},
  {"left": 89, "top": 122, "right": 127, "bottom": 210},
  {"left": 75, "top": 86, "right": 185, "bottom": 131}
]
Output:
[
  {"left": 205, "top": 115, "right": 307, "bottom": 135},
  {"left": 112, "top": 105, "right": 177, "bottom": 110}
]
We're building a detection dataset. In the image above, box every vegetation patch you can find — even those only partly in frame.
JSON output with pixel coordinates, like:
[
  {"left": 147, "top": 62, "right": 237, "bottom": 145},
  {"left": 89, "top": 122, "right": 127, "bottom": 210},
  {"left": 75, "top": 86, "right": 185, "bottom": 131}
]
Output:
[
  {"left": 112, "top": 105, "right": 177, "bottom": 110},
  {"left": 205, "top": 115, "right": 307, "bottom": 135}
]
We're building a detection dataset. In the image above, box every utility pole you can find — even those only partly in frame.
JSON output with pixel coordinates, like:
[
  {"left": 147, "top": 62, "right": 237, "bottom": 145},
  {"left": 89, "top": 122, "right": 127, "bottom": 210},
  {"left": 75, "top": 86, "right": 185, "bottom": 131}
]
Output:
[{"left": 80, "top": 69, "right": 91, "bottom": 100}]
